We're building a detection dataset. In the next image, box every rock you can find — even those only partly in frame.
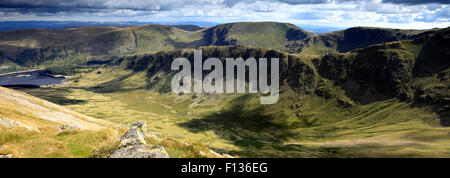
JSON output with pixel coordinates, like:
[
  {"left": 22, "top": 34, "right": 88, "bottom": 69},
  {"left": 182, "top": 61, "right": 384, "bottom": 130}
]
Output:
[
  {"left": 109, "top": 145, "right": 169, "bottom": 158},
  {"left": 0, "top": 154, "right": 13, "bottom": 158},
  {"left": 132, "top": 121, "right": 147, "bottom": 131},
  {"left": 108, "top": 121, "right": 169, "bottom": 158},
  {"left": 199, "top": 151, "right": 207, "bottom": 157},
  {"left": 119, "top": 125, "right": 147, "bottom": 147},
  {"left": 0, "top": 145, "right": 6, "bottom": 150}
]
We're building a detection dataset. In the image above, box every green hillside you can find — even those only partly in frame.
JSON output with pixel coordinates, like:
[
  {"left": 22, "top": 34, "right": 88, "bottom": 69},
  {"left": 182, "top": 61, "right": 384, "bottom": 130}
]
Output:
[
  {"left": 10, "top": 26, "right": 448, "bottom": 157},
  {"left": 202, "top": 22, "right": 313, "bottom": 50},
  {"left": 0, "top": 22, "right": 438, "bottom": 71}
]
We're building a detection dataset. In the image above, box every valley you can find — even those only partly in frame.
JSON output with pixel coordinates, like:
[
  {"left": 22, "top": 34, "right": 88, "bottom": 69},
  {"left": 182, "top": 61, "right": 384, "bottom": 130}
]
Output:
[
  {"left": 0, "top": 22, "right": 449, "bottom": 158},
  {"left": 13, "top": 59, "right": 450, "bottom": 157}
]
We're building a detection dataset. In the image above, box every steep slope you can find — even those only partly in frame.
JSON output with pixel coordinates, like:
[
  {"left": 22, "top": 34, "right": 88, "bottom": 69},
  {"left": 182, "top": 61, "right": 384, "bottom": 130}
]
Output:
[
  {"left": 89, "top": 27, "right": 447, "bottom": 127},
  {"left": 114, "top": 27, "right": 448, "bottom": 106},
  {"left": 0, "top": 86, "right": 120, "bottom": 158},
  {"left": 107, "top": 28, "right": 449, "bottom": 128},
  {"left": 0, "top": 86, "right": 113, "bottom": 130},
  {"left": 0, "top": 25, "right": 201, "bottom": 66},
  {"left": 118, "top": 45, "right": 317, "bottom": 94},
  {"left": 0, "top": 86, "right": 222, "bottom": 158},
  {"left": 317, "top": 27, "right": 450, "bottom": 125}
]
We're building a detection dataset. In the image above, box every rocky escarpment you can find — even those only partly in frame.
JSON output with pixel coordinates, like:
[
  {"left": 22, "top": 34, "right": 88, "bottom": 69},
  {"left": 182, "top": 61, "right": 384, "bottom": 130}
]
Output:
[
  {"left": 109, "top": 121, "right": 169, "bottom": 158},
  {"left": 118, "top": 46, "right": 319, "bottom": 95},
  {"left": 317, "top": 28, "right": 449, "bottom": 104}
]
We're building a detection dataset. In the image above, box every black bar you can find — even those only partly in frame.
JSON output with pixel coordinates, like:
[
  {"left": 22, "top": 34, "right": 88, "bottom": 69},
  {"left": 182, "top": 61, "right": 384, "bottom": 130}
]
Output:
[{"left": 0, "top": 158, "right": 446, "bottom": 177}]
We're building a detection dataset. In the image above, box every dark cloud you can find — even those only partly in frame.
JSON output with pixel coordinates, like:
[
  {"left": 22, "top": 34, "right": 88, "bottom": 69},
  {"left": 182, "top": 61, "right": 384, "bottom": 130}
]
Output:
[
  {"left": 1, "top": 0, "right": 448, "bottom": 13},
  {"left": 0, "top": 0, "right": 448, "bottom": 26},
  {"left": 0, "top": 0, "right": 185, "bottom": 11}
]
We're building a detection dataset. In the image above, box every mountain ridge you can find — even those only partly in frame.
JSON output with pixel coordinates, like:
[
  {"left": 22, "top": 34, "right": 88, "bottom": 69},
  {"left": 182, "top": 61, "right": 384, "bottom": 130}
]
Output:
[{"left": 0, "top": 22, "right": 443, "bottom": 69}]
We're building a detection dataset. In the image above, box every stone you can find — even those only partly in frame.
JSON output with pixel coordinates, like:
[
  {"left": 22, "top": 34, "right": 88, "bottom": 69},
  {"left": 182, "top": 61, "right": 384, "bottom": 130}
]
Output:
[
  {"left": 133, "top": 121, "right": 147, "bottom": 131},
  {"left": 108, "top": 145, "right": 169, "bottom": 158},
  {"left": 119, "top": 126, "right": 147, "bottom": 147},
  {"left": 108, "top": 121, "right": 170, "bottom": 158}
]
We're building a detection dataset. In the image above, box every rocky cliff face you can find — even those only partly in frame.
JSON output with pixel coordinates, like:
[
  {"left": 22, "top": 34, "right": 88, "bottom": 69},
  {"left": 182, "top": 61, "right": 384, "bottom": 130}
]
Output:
[
  {"left": 319, "top": 30, "right": 446, "bottom": 101},
  {"left": 117, "top": 46, "right": 319, "bottom": 95}
]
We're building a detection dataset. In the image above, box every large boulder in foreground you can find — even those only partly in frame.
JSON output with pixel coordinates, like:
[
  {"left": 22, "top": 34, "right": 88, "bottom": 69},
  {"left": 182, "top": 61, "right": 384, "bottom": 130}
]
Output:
[
  {"left": 109, "top": 145, "right": 169, "bottom": 158},
  {"left": 109, "top": 121, "right": 169, "bottom": 158}
]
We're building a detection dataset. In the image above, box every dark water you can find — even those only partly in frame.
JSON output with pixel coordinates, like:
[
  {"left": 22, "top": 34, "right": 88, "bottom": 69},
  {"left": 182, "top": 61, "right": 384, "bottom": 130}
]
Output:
[{"left": 0, "top": 70, "right": 65, "bottom": 87}]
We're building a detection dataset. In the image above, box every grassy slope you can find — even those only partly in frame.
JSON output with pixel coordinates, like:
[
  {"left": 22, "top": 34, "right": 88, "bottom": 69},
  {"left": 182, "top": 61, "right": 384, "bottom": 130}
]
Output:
[
  {"left": 16, "top": 34, "right": 448, "bottom": 157},
  {"left": 0, "top": 86, "right": 225, "bottom": 158},
  {"left": 0, "top": 86, "right": 121, "bottom": 157},
  {"left": 19, "top": 64, "right": 447, "bottom": 158}
]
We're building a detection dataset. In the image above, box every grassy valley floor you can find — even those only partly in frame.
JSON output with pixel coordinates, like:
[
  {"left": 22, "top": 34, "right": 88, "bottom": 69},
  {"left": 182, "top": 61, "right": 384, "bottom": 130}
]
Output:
[{"left": 13, "top": 66, "right": 449, "bottom": 158}]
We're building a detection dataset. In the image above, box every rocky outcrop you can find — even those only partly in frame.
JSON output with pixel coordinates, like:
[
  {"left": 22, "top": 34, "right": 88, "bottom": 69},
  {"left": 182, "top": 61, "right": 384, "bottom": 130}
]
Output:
[
  {"left": 109, "top": 145, "right": 169, "bottom": 158},
  {"left": 108, "top": 121, "right": 169, "bottom": 158},
  {"left": 118, "top": 121, "right": 147, "bottom": 147}
]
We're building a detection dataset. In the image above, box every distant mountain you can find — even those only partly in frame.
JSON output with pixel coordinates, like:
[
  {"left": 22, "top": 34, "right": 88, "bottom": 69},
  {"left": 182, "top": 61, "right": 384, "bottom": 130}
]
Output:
[
  {"left": 202, "top": 22, "right": 313, "bottom": 49},
  {"left": 0, "top": 21, "right": 145, "bottom": 31},
  {"left": 0, "top": 21, "right": 344, "bottom": 33},
  {"left": 0, "top": 21, "right": 216, "bottom": 32},
  {"left": 0, "top": 22, "right": 442, "bottom": 67},
  {"left": 169, "top": 25, "right": 205, "bottom": 31}
]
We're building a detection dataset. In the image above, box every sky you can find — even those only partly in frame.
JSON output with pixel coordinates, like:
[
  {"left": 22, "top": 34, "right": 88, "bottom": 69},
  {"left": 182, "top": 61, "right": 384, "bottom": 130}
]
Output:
[{"left": 0, "top": 0, "right": 449, "bottom": 29}]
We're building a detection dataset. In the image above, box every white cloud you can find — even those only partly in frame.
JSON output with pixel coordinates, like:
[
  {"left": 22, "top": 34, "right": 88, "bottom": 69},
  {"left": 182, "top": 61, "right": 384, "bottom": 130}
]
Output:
[{"left": 0, "top": 0, "right": 448, "bottom": 29}]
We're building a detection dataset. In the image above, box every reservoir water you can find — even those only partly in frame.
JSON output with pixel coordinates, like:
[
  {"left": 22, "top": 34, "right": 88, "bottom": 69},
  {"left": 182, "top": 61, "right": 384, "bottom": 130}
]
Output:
[{"left": 0, "top": 70, "right": 65, "bottom": 87}]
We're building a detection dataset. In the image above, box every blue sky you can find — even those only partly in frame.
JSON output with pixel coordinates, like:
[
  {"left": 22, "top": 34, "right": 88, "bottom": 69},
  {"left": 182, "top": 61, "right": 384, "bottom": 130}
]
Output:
[{"left": 0, "top": 0, "right": 449, "bottom": 29}]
